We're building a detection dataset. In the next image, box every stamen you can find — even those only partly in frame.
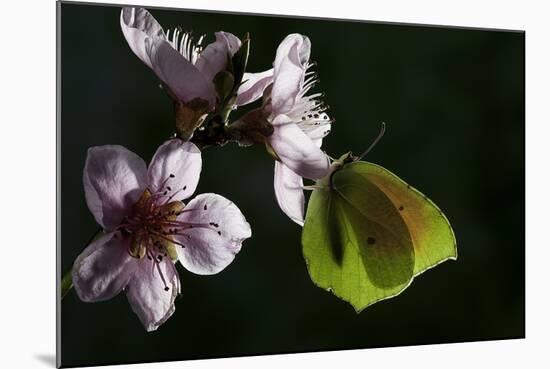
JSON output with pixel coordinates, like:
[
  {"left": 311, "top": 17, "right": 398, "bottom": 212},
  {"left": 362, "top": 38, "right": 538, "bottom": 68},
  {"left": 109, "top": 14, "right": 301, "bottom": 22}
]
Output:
[
  {"left": 192, "top": 35, "right": 205, "bottom": 64},
  {"left": 156, "top": 173, "right": 175, "bottom": 194},
  {"left": 149, "top": 231, "right": 188, "bottom": 248},
  {"left": 163, "top": 186, "right": 188, "bottom": 204},
  {"left": 179, "top": 33, "right": 188, "bottom": 57},
  {"left": 173, "top": 207, "right": 198, "bottom": 216},
  {"left": 149, "top": 249, "right": 170, "bottom": 292},
  {"left": 154, "top": 220, "right": 213, "bottom": 230},
  {"left": 307, "top": 92, "right": 323, "bottom": 100},
  {"left": 187, "top": 33, "right": 192, "bottom": 61},
  {"left": 174, "top": 28, "right": 180, "bottom": 48},
  {"left": 115, "top": 221, "right": 141, "bottom": 233}
]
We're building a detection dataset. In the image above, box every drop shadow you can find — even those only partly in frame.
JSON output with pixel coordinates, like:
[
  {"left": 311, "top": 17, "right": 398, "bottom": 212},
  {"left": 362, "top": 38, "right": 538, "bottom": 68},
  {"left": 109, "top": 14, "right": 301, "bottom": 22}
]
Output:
[{"left": 33, "top": 353, "right": 56, "bottom": 367}]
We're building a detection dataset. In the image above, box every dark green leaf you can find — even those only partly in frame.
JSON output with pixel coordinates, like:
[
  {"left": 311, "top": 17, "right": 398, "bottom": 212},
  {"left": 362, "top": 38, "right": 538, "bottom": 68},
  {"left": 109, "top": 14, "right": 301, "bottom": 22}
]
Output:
[{"left": 231, "top": 33, "right": 250, "bottom": 90}]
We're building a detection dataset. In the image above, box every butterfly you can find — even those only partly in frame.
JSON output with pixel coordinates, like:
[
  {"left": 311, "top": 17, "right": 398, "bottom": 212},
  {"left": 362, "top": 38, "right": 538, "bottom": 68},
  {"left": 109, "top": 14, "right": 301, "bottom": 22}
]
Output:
[{"left": 302, "top": 124, "right": 457, "bottom": 311}]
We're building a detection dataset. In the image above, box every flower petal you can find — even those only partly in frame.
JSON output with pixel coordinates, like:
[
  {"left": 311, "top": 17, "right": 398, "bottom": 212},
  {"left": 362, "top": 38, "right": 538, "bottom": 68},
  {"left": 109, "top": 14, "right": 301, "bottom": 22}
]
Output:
[
  {"left": 147, "top": 38, "right": 216, "bottom": 107},
  {"left": 307, "top": 123, "right": 332, "bottom": 148},
  {"left": 236, "top": 69, "right": 274, "bottom": 106},
  {"left": 274, "top": 162, "right": 305, "bottom": 226},
  {"left": 174, "top": 194, "right": 251, "bottom": 275},
  {"left": 271, "top": 34, "right": 311, "bottom": 115},
  {"left": 195, "top": 32, "right": 242, "bottom": 83},
  {"left": 120, "top": 7, "right": 165, "bottom": 69},
  {"left": 126, "top": 257, "right": 181, "bottom": 332},
  {"left": 147, "top": 139, "right": 202, "bottom": 201},
  {"left": 83, "top": 145, "right": 147, "bottom": 230},
  {"left": 72, "top": 233, "right": 137, "bottom": 302},
  {"left": 268, "top": 115, "right": 331, "bottom": 180}
]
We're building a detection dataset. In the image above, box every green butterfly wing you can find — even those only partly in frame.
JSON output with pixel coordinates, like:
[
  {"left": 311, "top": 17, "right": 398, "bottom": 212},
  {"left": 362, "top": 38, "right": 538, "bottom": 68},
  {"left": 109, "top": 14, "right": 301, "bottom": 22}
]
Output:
[{"left": 302, "top": 161, "right": 457, "bottom": 312}]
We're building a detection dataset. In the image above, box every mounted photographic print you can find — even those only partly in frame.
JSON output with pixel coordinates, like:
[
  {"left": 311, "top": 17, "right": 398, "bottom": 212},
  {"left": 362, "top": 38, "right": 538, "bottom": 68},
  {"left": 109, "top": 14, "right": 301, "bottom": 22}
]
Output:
[{"left": 57, "top": 1, "right": 525, "bottom": 367}]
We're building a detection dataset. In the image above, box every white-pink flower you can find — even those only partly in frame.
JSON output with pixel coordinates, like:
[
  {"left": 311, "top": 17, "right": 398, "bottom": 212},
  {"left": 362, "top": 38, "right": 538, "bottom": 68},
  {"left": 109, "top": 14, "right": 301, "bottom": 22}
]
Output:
[
  {"left": 72, "top": 139, "right": 251, "bottom": 332},
  {"left": 120, "top": 7, "right": 268, "bottom": 113},
  {"left": 238, "top": 34, "right": 332, "bottom": 225}
]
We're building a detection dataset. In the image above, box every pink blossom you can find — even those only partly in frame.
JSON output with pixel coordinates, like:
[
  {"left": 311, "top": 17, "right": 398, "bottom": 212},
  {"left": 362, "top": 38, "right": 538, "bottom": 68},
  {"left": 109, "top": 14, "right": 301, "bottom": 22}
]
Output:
[
  {"left": 72, "top": 139, "right": 251, "bottom": 331},
  {"left": 239, "top": 34, "right": 333, "bottom": 225},
  {"left": 120, "top": 7, "right": 268, "bottom": 111}
]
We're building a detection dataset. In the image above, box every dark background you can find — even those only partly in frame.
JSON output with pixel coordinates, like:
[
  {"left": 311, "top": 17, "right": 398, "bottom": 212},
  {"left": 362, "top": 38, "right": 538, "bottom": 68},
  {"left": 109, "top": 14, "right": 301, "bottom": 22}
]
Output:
[{"left": 59, "top": 1, "right": 525, "bottom": 367}]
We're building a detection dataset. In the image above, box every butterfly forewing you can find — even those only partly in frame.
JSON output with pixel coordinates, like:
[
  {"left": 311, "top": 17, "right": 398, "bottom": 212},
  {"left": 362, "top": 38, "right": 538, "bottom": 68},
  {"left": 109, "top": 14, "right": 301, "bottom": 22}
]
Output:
[{"left": 347, "top": 161, "right": 457, "bottom": 275}]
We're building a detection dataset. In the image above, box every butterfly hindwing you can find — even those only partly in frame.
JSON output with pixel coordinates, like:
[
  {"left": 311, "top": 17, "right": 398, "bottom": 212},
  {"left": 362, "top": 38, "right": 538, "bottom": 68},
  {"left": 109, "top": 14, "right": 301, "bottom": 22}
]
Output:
[{"left": 302, "top": 161, "right": 457, "bottom": 311}]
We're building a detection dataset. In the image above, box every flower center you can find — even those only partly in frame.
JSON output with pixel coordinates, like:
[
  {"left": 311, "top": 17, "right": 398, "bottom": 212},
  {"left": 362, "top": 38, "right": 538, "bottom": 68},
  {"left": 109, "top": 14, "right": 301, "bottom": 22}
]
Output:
[
  {"left": 113, "top": 174, "right": 193, "bottom": 291},
  {"left": 113, "top": 173, "right": 224, "bottom": 291},
  {"left": 120, "top": 188, "right": 186, "bottom": 261}
]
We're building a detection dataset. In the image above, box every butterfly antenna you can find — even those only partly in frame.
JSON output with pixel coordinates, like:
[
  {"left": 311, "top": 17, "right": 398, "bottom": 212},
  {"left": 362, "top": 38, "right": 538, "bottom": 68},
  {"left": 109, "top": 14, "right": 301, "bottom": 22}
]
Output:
[{"left": 357, "top": 122, "right": 386, "bottom": 161}]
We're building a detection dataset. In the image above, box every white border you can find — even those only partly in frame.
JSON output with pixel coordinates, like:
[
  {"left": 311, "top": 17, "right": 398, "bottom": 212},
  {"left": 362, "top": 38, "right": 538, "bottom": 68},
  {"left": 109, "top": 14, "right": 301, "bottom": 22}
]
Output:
[{"left": 2, "top": 0, "right": 547, "bottom": 368}]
